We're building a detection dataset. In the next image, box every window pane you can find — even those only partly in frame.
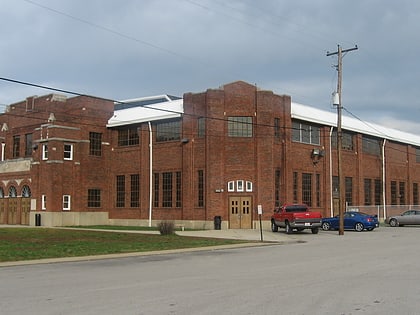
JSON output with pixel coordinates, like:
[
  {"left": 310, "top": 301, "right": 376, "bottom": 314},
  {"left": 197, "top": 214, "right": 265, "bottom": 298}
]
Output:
[
  {"left": 89, "top": 132, "right": 102, "bottom": 156},
  {"left": 162, "top": 172, "right": 172, "bottom": 207},
  {"left": 88, "top": 189, "right": 101, "bottom": 207},
  {"left": 116, "top": 175, "right": 125, "bottom": 207},
  {"left": 228, "top": 117, "right": 252, "bottom": 137},
  {"left": 130, "top": 174, "right": 140, "bottom": 207},
  {"left": 156, "top": 120, "right": 181, "bottom": 142}
]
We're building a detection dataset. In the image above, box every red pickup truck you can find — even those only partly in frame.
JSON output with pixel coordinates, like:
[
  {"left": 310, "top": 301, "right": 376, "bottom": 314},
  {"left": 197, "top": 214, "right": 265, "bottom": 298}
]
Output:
[{"left": 271, "top": 204, "right": 322, "bottom": 234}]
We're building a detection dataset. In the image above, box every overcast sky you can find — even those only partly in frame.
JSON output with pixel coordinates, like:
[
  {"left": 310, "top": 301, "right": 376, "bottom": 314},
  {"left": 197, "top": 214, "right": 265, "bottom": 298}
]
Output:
[{"left": 1, "top": 0, "right": 420, "bottom": 133}]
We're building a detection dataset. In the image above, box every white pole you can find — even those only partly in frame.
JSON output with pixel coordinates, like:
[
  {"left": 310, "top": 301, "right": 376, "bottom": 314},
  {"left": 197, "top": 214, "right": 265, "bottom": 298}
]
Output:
[
  {"left": 148, "top": 122, "right": 153, "bottom": 227},
  {"left": 382, "top": 139, "right": 387, "bottom": 221}
]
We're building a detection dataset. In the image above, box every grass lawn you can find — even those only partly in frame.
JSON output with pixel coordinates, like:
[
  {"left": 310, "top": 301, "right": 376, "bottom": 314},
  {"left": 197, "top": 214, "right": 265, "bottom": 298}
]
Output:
[{"left": 0, "top": 227, "right": 247, "bottom": 263}]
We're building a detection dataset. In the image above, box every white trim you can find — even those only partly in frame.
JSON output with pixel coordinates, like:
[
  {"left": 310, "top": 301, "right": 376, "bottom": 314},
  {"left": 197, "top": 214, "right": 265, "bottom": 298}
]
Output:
[
  {"left": 63, "top": 195, "right": 71, "bottom": 211},
  {"left": 246, "top": 181, "right": 253, "bottom": 192},
  {"left": 64, "top": 143, "right": 73, "bottom": 160},
  {"left": 227, "top": 181, "right": 235, "bottom": 192},
  {"left": 237, "top": 180, "right": 244, "bottom": 192},
  {"left": 41, "top": 194, "right": 46, "bottom": 210}
]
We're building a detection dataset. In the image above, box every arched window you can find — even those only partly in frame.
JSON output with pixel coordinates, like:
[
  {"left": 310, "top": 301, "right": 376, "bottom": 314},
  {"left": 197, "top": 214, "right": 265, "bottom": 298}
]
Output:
[
  {"left": 0, "top": 187, "right": 4, "bottom": 198},
  {"left": 22, "top": 185, "right": 31, "bottom": 198},
  {"left": 9, "top": 186, "right": 17, "bottom": 198}
]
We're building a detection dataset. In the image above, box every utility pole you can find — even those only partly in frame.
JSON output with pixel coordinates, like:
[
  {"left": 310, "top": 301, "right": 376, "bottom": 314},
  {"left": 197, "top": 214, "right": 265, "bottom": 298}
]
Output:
[{"left": 327, "top": 44, "right": 358, "bottom": 235}]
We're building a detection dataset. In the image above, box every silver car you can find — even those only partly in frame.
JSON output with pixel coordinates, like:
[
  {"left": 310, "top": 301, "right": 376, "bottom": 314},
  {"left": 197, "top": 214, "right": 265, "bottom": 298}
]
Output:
[{"left": 387, "top": 210, "right": 420, "bottom": 227}]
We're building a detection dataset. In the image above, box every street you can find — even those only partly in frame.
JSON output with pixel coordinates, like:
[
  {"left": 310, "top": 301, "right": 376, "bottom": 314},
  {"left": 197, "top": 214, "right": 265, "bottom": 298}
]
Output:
[{"left": 1, "top": 227, "right": 420, "bottom": 315}]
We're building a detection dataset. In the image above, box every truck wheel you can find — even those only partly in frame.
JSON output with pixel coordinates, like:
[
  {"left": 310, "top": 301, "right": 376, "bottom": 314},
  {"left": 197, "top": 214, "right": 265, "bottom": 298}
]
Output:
[
  {"left": 311, "top": 227, "right": 319, "bottom": 234},
  {"left": 271, "top": 221, "right": 278, "bottom": 232},
  {"left": 285, "top": 222, "right": 293, "bottom": 234}
]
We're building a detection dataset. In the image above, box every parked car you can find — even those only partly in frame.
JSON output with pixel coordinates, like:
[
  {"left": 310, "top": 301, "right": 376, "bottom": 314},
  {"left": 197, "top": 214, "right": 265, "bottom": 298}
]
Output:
[
  {"left": 386, "top": 210, "right": 420, "bottom": 227},
  {"left": 271, "top": 204, "right": 322, "bottom": 234},
  {"left": 321, "top": 212, "right": 379, "bottom": 232}
]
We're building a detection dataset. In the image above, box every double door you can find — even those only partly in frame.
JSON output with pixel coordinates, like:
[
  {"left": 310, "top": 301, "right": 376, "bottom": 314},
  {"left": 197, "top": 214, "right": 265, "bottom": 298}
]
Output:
[{"left": 229, "top": 197, "right": 252, "bottom": 229}]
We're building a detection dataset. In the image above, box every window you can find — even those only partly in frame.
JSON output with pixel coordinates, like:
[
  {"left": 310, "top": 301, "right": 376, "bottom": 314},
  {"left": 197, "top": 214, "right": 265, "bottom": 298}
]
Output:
[
  {"left": 198, "top": 118, "right": 205, "bottom": 138},
  {"left": 9, "top": 186, "right": 17, "bottom": 197},
  {"left": 176, "top": 172, "right": 182, "bottom": 207},
  {"left": 25, "top": 133, "right": 33, "bottom": 156},
  {"left": 274, "top": 118, "right": 281, "bottom": 139},
  {"left": 414, "top": 183, "right": 419, "bottom": 205},
  {"left": 246, "top": 181, "right": 253, "bottom": 192},
  {"left": 345, "top": 177, "right": 353, "bottom": 206},
  {"left": 362, "top": 136, "right": 381, "bottom": 156},
  {"left": 42, "top": 144, "right": 48, "bottom": 160},
  {"left": 88, "top": 189, "right": 101, "bottom": 207},
  {"left": 162, "top": 172, "right": 173, "bottom": 207},
  {"left": 63, "top": 195, "right": 71, "bottom": 210},
  {"left": 228, "top": 116, "right": 252, "bottom": 137},
  {"left": 302, "top": 173, "right": 312, "bottom": 207},
  {"left": 416, "top": 148, "right": 420, "bottom": 163},
  {"left": 275, "top": 170, "right": 281, "bottom": 207},
  {"left": 154, "top": 173, "right": 159, "bottom": 207},
  {"left": 374, "top": 179, "right": 382, "bottom": 205},
  {"left": 64, "top": 144, "right": 73, "bottom": 160},
  {"left": 316, "top": 174, "right": 321, "bottom": 207},
  {"left": 391, "top": 181, "right": 397, "bottom": 205},
  {"left": 130, "top": 174, "right": 140, "bottom": 207},
  {"left": 237, "top": 180, "right": 244, "bottom": 192},
  {"left": 292, "top": 120, "right": 320, "bottom": 145},
  {"left": 13, "top": 135, "right": 20, "bottom": 158},
  {"left": 116, "top": 175, "right": 125, "bottom": 207},
  {"left": 118, "top": 128, "right": 139, "bottom": 146},
  {"left": 156, "top": 120, "right": 181, "bottom": 142},
  {"left": 198, "top": 170, "right": 204, "bottom": 207},
  {"left": 293, "top": 172, "right": 298, "bottom": 203},
  {"left": 331, "top": 130, "right": 354, "bottom": 150},
  {"left": 399, "top": 182, "right": 405, "bottom": 205},
  {"left": 227, "top": 181, "right": 234, "bottom": 192},
  {"left": 332, "top": 176, "right": 339, "bottom": 198},
  {"left": 364, "top": 178, "right": 372, "bottom": 205},
  {"left": 89, "top": 132, "right": 102, "bottom": 156},
  {"left": 0, "top": 188, "right": 4, "bottom": 198},
  {"left": 22, "top": 185, "right": 31, "bottom": 197},
  {"left": 41, "top": 195, "right": 47, "bottom": 210}
]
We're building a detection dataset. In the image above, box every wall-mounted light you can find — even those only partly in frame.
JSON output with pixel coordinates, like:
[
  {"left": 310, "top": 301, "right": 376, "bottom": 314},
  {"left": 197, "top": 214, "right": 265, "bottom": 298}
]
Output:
[
  {"left": 311, "top": 148, "right": 325, "bottom": 165},
  {"left": 48, "top": 113, "right": 56, "bottom": 123},
  {"left": 181, "top": 138, "right": 189, "bottom": 144}
]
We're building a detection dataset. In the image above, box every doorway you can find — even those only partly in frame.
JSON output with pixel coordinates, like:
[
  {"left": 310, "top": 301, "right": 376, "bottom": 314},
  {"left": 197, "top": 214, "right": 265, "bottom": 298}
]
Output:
[{"left": 229, "top": 196, "right": 252, "bottom": 229}]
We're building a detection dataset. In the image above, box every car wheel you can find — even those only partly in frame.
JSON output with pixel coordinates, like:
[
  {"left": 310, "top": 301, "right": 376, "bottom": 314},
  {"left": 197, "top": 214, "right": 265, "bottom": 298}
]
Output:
[
  {"left": 271, "top": 221, "right": 278, "bottom": 232},
  {"left": 355, "top": 222, "right": 364, "bottom": 232},
  {"left": 285, "top": 222, "right": 293, "bottom": 234},
  {"left": 322, "top": 222, "right": 331, "bottom": 231},
  {"left": 389, "top": 218, "right": 398, "bottom": 227},
  {"left": 311, "top": 227, "right": 319, "bottom": 234}
]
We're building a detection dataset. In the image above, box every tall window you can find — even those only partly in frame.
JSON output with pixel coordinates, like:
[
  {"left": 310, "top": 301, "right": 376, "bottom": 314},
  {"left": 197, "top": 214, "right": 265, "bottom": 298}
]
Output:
[
  {"left": 116, "top": 175, "right": 125, "bottom": 207},
  {"left": 198, "top": 118, "right": 205, "bottom": 138},
  {"left": 292, "top": 120, "right": 320, "bottom": 145},
  {"left": 64, "top": 144, "right": 73, "bottom": 160},
  {"left": 416, "top": 148, "right": 420, "bottom": 163},
  {"left": 156, "top": 120, "right": 181, "bottom": 142},
  {"left": 274, "top": 118, "right": 281, "bottom": 139},
  {"left": 275, "top": 170, "right": 281, "bottom": 207},
  {"left": 13, "top": 135, "right": 20, "bottom": 158},
  {"left": 130, "top": 174, "right": 140, "bottom": 207},
  {"left": 118, "top": 128, "right": 139, "bottom": 146},
  {"left": 302, "top": 173, "right": 312, "bottom": 206},
  {"left": 25, "top": 133, "right": 33, "bottom": 156},
  {"left": 41, "top": 195, "right": 47, "bottom": 210},
  {"left": 198, "top": 170, "right": 204, "bottom": 207},
  {"left": 162, "top": 172, "right": 173, "bottom": 207},
  {"left": 316, "top": 174, "right": 321, "bottom": 207},
  {"left": 42, "top": 144, "right": 48, "bottom": 160},
  {"left": 88, "top": 189, "right": 101, "bottom": 207},
  {"left": 228, "top": 116, "right": 252, "bottom": 137},
  {"left": 154, "top": 173, "right": 159, "bottom": 207},
  {"left": 331, "top": 130, "right": 354, "bottom": 150},
  {"left": 332, "top": 176, "right": 339, "bottom": 198},
  {"left": 89, "top": 132, "right": 102, "bottom": 156},
  {"left": 362, "top": 136, "right": 381, "bottom": 156},
  {"left": 63, "top": 195, "right": 71, "bottom": 211},
  {"left": 345, "top": 177, "right": 353, "bottom": 206},
  {"left": 374, "top": 179, "right": 382, "bottom": 205},
  {"left": 176, "top": 172, "right": 182, "bottom": 207},
  {"left": 391, "top": 181, "right": 397, "bottom": 205},
  {"left": 399, "top": 182, "right": 405, "bottom": 205},
  {"left": 413, "top": 183, "right": 419, "bottom": 205},
  {"left": 364, "top": 178, "right": 372, "bottom": 205},
  {"left": 293, "top": 172, "right": 298, "bottom": 203}
]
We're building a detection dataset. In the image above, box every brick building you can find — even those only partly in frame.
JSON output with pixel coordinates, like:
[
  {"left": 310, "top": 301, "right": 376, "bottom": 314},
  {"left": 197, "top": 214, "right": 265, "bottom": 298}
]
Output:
[{"left": 1, "top": 81, "right": 420, "bottom": 229}]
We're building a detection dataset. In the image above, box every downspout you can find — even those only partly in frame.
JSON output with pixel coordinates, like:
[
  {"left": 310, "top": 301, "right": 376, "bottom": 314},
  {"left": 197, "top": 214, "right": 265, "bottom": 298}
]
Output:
[
  {"left": 329, "top": 127, "right": 334, "bottom": 217},
  {"left": 148, "top": 122, "right": 153, "bottom": 227},
  {"left": 382, "top": 139, "right": 387, "bottom": 221}
]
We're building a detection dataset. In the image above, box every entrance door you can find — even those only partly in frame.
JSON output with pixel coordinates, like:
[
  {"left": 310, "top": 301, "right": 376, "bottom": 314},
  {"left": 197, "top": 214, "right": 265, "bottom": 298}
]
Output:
[{"left": 229, "top": 197, "right": 252, "bottom": 229}]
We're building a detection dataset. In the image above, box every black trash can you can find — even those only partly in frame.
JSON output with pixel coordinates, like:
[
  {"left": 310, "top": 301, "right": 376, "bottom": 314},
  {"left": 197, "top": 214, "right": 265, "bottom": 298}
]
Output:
[
  {"left": 35, "top": 213, "right": 41, "bottom": 226},
  {"left": 214, "top": 216, "right": 222, "bottom": 230}
]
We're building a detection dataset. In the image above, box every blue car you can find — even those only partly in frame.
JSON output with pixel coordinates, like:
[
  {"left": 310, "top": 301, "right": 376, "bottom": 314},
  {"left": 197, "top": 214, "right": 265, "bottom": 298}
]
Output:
[{"left": 321, "top": 212, "right": 379, "bottom": 232}]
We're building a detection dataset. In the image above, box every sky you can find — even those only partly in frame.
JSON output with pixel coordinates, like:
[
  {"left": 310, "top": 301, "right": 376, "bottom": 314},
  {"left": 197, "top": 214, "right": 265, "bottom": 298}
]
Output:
[{"left": 1, "top": 0, "right": 420, "bottom": 134}]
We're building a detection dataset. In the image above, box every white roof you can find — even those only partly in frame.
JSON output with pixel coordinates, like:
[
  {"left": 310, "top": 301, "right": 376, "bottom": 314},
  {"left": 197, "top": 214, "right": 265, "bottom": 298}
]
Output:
[
  {"left": 292, "top": 102, "right": 420, "bottom": 147},
  {"left": 107, "top": 95, "right": 183, "bottom": 128}
]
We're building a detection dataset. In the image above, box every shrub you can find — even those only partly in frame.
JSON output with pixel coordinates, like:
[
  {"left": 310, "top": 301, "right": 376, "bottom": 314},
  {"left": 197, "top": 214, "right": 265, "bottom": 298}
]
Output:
[{"left": 157, "top": 220, "right": 175, "bottom": 235}]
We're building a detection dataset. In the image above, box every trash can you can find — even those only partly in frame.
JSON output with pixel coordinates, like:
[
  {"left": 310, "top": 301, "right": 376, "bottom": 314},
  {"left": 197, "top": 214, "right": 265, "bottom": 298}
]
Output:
[
  {"left": 214, "top": 216, "right": 222, "bottom": 230},
  {"left": 35, "top": 213, "right": 41, "bottom": 226}
]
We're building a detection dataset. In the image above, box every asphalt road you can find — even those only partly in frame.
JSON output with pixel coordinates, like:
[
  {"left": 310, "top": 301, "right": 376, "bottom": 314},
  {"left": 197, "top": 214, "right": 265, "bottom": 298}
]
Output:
[{"left": 1, "top": 227, "right": 419, "bottom": 315}]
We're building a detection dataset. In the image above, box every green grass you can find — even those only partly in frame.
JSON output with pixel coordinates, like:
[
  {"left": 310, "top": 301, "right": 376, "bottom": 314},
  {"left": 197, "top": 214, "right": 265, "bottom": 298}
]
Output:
[{"left": 0, "top": 228, "right": 247, "bottom": 262}]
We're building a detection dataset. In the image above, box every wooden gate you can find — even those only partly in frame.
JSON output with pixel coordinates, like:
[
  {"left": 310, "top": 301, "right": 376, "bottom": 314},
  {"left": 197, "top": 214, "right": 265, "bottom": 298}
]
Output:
[{"left": 229, "top": 196, "right": 252, "bottom": 229}]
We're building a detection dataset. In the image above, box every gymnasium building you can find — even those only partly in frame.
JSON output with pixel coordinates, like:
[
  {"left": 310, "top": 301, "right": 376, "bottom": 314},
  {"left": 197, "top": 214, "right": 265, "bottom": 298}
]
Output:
[{"left": 1, "top": 81, "right": 419, "bottom": 229}]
